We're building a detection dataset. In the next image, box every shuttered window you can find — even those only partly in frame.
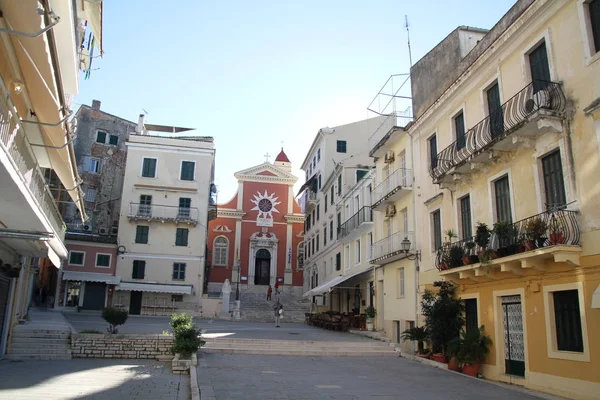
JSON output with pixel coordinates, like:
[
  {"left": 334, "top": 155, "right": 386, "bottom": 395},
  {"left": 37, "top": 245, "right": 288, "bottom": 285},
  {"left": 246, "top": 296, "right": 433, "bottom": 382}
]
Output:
[
  {"left": 335, "top": 252, "right": 341, "bottom": 271},
  {"left": 96, "top": 131, "right": 106, "bottom": 143},
  {"left": 590, "top": 0, "right": 600, "bottom": 53},
  {"left": 132, "top": 260, "right": 146, "bottom": 279},
  {"left": 542, "top": 150, "right": 566, "bottom": 210},
  {"left": 494, "top": 176, "right": 512, "bottom": 223},
  {"left": 429, "top": 134, "right": 438, "bottom": 169},
  {"left": 455, "top": 112, "right": 466, "bottom": 150},
  {"left": 142, "top": 158, "right": 157, "bottom": 178},
  {"left": 175, "top": 228, "right": 189, "bottom": 247},
  {"left": 465, "top": 298, "right": 478, "bottom": 336},
  {"left": 109, "top": 135, "right": 119, "bottom": 146},
  {"left": 553, "top": 290, "right": 583, "bottom": 352},
  {"left": 330, "top": 220, "right": 334, "bottom": 240},
  {"left": 336, "top": 140, "right": 347, "bottom": 153},
  {"left": 432, "top": 210, "right": 442, "bottom": 250},
  {"left": 172, "top": 263, "right": 186, "bottom": 281},
  {"left": 356, "top": 170, "right": 368, "bottom": 182},
  {"left": 135, "top": 226, "right": 149, "bottom": 244},
  {"left": 180, "top": 161, "right": 195, "bottom": 181},
  {"left": 460, "top": 195, "right": 472, "bottom": 239},
  {"left": 529, "top": 42, "right": 551, "bottom": 91}
]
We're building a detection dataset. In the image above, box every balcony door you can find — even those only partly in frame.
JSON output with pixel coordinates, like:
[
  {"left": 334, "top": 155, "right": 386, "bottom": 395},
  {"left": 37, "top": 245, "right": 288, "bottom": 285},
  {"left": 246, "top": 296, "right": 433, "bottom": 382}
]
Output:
[
  {"left": 502, "top": 295, "right": 525, "bottom": 377},
  {"left": 529, "top": 42, "right": 551, "bottom": 91},
  {"left": 178, "top": 198, "right": 191, "bottom": 218},
  {"left": 494, "top": 176, "right": 512, "bottom": 223},
  {"left": 542, "top": 150, "right": 566, "bottom": 210},
  {"left": 139, "top": 195, "right": 152, "bottom": 216},
  {"left": 487, "top": 83, "right": 504, "bottom": 139},
  {"left": 399, "top": 152, "right": 407, "bottom": 186}
]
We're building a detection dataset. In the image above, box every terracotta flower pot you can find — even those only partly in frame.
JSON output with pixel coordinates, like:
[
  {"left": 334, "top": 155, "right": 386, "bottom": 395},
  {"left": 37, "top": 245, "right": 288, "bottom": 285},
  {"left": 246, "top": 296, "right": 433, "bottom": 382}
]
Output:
[
  {"left": 448, "top": 357, "right": 460, "bottom": 372},
  {"left": 525, "top": 241, "right": 536, "bottom": 251},
  {"left": 432, "top": 353, "right": 446, "bottom": 363},
  {"left": 549, "top": 233, "right": 564, "bottom": 245},
  {"left": 462, "top": 362, "right": 480, "bottom": 377},
  {"left": 416, "top": 352, "right": 431, "bottom": 359}
]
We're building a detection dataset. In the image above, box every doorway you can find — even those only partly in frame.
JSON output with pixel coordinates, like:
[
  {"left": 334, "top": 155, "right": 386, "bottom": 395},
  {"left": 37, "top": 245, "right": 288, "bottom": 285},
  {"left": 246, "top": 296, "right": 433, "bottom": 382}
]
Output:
[
  {"left": 377, "top": 280, "right": 384, "bottom": 331},
  {"left": 502, "top": 295, "right": 525, "bottom": 377},
  {"left": 129, "top": 291, "right": 143, "bottom": 315},
  {"left": 82, "top": 282, "right": 106, "bottom": 310},
  {"left": 254, "top": 249, "right": 271, "bottom": 285}
]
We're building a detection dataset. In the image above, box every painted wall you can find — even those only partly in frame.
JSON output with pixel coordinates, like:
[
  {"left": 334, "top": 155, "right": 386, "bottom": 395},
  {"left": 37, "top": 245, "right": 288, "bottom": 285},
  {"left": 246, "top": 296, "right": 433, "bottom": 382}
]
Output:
[{"left": 65, "top": 241, "right": 117, "bottom": 274}]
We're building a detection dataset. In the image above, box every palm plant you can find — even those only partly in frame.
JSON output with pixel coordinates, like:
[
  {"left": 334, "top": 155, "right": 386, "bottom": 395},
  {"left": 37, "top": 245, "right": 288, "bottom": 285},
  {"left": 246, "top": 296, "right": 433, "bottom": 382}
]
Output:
[{"left": 401, "top": 326, "right": 428, "bottom": 354}]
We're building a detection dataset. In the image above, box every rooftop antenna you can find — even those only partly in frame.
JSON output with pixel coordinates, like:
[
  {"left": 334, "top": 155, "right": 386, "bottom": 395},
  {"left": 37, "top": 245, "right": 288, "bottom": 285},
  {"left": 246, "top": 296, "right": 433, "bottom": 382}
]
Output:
[
  {"left": 405, "top": 15, "right": 413, "bottom": 67},
  {"left": 142, "top": 108, "right": 149, "bottom": 115}
]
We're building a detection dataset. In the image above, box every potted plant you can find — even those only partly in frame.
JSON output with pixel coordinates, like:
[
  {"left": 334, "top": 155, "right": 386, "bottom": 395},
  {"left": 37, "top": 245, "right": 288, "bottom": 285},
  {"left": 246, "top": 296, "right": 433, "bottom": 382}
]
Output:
[
  {"left": 400, "top": 326, "right": 429, "bottom": 356},
  {"left": 525, "top": 217, "right": 548, "bottom": 249},
  {"left": 457, "top": 326, "right": 493, "bottom": 377},
  {"left": 447, "top": 336, "right": 462, "bottom": 372},
  {"left": 444, "top": 229, "right": 457, "bottom": 246},
  {"left": 102, "top": 307, "right": 128, "bottom": 334},
  {"left": 170, "top": 313, "right": 205, "bottom": 373},
  {"left": 465, "top": 241, "right": 479, "bottom": 264},
  {"left": 493, "top": 220, "right": 517, "bottom": 256},
  {"left": 474, "top": 222, "right": 491, "bottom": 252},
  {"left": 448, "top": 245, "right": 465, "bottom": 269},
  {"left": 437, "top": 248, "right": 449, "bottom": 271},
  {"left": 365, "top": 306, "right": 376, "bottom": 331},
  {"left": 548, "top": 216, "right": 564, "bottom": 245},
  {"left": 421, "top": 281, "right": 465, "bottom": 364}
]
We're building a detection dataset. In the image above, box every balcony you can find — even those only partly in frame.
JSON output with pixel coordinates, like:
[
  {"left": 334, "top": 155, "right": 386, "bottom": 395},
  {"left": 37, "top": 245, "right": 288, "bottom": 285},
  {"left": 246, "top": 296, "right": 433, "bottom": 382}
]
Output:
[
  {"left": 430, "top": 81, "right": 566, "bottom": 185},
  {"left": 436, "top": 209, "right": 581, "bottom": 281},
  {"left": 0, "top": 79, "right": 66, "bottom": 240},
  {"left": 304, "top": 190, "right": 318, "bottom": 211},
  {"left": 370, "top": 231, "right": 415, "bottom": 265},
  {"left": 338, "top": 207, "right": 373, "bottom": 241},
  {"left": 127, "top": 203, "right": 199, "bottom": 226},
  {"left": 208, "top": 189, "right": 218, "bottom": 221},
  {"left": 371, "top": 168, "right": 413, "bottom": 210}
]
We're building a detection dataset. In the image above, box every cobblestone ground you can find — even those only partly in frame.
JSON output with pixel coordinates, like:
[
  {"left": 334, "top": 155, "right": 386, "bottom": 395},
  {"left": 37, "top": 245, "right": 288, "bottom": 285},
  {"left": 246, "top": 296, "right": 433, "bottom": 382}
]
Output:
[
  {"left": 0, "top": 359, "right": 188, "bottom": 400},
  {"left": 197, "top": 353, "right": 548, "bottom": 400}
]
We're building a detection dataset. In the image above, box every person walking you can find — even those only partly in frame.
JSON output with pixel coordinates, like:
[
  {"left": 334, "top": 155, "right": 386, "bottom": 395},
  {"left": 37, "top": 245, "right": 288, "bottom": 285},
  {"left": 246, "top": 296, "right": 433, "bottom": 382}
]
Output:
[
  {"left": 273, "top": 302, "right": 283, "bottom": 327},
  {"left": 274, "top": 281, "right": 280, "bottom": 294},
  {"left": 266, "top": 285, "right": 273, "bottom": 301}
]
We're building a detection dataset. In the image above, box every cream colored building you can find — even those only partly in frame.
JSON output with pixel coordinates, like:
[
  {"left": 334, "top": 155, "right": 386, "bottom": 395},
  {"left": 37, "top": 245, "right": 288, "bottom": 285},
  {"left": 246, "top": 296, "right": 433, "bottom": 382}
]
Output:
[
  {"left": 115, "top": 134, "right": 215, "bottom": 316},
  {"left": 408, "top": 0, "right": 600, "bottom": 398}
]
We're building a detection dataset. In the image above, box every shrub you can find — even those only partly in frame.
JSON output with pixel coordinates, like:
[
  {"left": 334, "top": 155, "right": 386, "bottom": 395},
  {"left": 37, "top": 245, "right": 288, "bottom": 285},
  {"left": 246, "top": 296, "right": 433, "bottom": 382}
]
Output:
[
  {"left": 169, "top": 312, "right": 205, "bottom": 358},
  {"left": 421, "top": 281, "right": 465, "bottom": 355},
  {"left": 170, "top": 313, "right": 193, "bottom": 331},
  {"left": 102, "top": 307, "right": 128, "bottom": 334},
  {"left": 80, "top": 329, "right": 102, "bottom": 334}
]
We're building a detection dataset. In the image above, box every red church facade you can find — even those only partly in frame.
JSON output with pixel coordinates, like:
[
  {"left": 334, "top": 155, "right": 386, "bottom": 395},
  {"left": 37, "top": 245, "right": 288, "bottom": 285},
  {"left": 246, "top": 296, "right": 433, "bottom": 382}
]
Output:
[{"left": 207, "top": 150, "right": 305, "bottom": 294}]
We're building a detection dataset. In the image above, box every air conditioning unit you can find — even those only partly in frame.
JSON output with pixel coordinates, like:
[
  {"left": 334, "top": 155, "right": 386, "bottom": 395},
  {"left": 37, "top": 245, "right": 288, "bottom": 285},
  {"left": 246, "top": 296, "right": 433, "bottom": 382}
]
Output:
[
  {"left": 83, "top": 224, "right": 93, "bottom": 232},
  {"left": 384, "top": 151, "right": 395, "bottom": 163},
  {"left": 99, "top": 227, "right": 109, "bottom": 236},
  {"left": 385, "top": 205, "right": 396, "bottom": 218},
  {"left": 524, "top": 89, "right": 550, "bottom": 113}
]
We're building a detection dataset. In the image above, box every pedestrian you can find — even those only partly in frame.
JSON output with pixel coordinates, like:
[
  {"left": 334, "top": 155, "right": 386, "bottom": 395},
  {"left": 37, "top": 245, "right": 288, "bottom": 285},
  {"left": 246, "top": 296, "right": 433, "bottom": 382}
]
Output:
[
  {"left": 273, "top": 302, "right": 283, "bottom": 327},
  {"left": 274, "top": 280, "right": 280, "bottom": 294},
  {"left": 266, "top": 285, "right": 273, "bottom": 301}
]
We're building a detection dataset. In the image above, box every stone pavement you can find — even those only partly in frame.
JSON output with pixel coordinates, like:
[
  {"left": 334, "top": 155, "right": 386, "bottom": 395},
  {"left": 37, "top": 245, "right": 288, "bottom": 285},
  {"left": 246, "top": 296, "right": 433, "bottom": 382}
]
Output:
[
  {"left": 0, "top": 359, "right": 188, "bottom": 400},
  {"left": 196, "top": 353, "right": 547, "bottom": 400}
]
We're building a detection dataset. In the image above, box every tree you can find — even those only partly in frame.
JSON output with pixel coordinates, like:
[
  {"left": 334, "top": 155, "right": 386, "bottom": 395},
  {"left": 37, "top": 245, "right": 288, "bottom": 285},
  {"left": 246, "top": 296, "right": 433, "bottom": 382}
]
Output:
[
  {"left": 421, "top": 281, "right": 464, "bottom": 355},
  {"left": 102, "top": 307, "right": 128, "bottom": 334}
]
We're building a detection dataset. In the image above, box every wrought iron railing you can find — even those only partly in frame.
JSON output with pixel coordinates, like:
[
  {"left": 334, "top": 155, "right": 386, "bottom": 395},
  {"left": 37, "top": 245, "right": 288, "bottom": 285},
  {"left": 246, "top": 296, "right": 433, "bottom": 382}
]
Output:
[
  {"left": 371, "top": 168, "right": 413, "bottom": 207},
  {"left": 371, "top": 231, "right": 415, "bottom": 262},
  {"left": 338, "top": 207, "right": 373, "bottom": 239},
  {"left": 430, "top": 81, "right": 566, "bottom": 183},
  {"left": 306, "top": 190, "right": 317, "bottom": 202},
  {"left": 0, "top": 78, "right": 66, "bottom": 237},
  {"left": 128, "top": 203, "right": 199, "bottom": 222},
  {"left": 435, "top": 209, "right": 579, "bottom": 271}
]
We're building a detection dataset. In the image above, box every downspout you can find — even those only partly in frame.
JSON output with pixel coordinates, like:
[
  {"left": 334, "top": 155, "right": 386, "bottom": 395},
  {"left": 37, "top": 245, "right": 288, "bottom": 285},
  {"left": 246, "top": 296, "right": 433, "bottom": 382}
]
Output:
[
  {"left": 408, "top": 128, "right": 420, "bottom": 329},
  {"left": 41, "top": 0, "right": 88, "bottom": 222}
]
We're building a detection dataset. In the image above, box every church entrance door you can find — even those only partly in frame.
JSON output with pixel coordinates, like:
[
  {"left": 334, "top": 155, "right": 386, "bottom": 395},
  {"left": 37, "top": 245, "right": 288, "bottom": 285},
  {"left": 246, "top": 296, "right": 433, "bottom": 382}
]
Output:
[{"left": 254, "top": 249, "right": 271, "bottom": 285}]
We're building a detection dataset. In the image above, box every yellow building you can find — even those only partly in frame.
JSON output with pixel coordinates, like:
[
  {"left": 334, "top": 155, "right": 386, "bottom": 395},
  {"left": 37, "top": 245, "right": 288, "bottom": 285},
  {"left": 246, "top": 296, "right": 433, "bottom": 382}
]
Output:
[{"left": 408, "top": 1, "right": 600, "bottom": 398}]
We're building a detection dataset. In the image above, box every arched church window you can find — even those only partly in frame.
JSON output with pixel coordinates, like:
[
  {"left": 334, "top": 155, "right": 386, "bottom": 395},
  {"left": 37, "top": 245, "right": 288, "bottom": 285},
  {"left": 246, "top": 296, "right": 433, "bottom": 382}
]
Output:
[
  {"left": 297, "top": 241, "right": 304, "bottom": 270},
  {"left": 213, "top": 236, "right": 229, "bottom": 266}
]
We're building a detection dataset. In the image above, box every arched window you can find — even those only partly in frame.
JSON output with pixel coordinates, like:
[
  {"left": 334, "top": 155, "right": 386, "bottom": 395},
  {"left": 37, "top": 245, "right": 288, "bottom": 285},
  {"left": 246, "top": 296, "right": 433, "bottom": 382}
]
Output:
[
  {"left": 297, "top": 241, "right": 304, "bottom": 270},
  {"left": 213, "top": 236, "right": 229, "bottom": 266}
]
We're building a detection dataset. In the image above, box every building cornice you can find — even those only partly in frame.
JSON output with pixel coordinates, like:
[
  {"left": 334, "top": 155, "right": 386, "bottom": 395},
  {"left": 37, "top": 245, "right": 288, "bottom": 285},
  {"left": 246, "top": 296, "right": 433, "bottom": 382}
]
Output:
[
  {"left": 284, "top": 214, "right": 305, "bottom": 223},
  {"left": 216, "top": 208, "right": 245, "bottom": 219},
  {"left": 234, "top": 162, "right": 298, "bottom": 184}
]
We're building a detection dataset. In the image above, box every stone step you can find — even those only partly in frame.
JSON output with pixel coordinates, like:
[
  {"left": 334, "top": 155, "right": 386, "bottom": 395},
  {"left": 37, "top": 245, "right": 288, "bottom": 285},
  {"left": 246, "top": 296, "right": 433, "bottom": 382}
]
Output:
[
  {"left": 10, "top": 333, "right": 71, "bottom": 340},
  {"left": 10, "top": 337, "right": 71, "bottom": 345},
  {"left": 9, "top": 342, "right": 70, "bottom": 351},
  {"left": 203, "top": 339, "right": 390, "bottom": 347},
  {"left": 8, "top": 347, "right": 71, "bottom": 355},
  {"left": 201, "top": 347, "right": 397, "bottom": 357},
  {"left": 12, "top": 328, "right": 71, "bottom": 336},
  {"left": 4, "top": 353, "right": 72, "bottom": 360}
]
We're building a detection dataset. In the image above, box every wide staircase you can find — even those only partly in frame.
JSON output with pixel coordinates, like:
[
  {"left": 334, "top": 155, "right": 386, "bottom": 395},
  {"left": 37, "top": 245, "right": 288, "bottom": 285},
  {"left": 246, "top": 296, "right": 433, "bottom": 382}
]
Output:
[
  {"left": 234, "top": 288, "right": 311, "bottom": 323},
  {"left": 202, "top": 337, "right": 398, "bottom": 357},
  {"left": 6, "top": 308, "right": 72, "bottom": 360}
]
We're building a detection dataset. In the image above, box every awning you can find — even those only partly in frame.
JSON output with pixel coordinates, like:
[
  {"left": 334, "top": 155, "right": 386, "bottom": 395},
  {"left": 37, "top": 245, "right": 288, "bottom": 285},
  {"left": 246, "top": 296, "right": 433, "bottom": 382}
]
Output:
[
  {"left": 296, "top": 174, "right": 317, "bottom": 196},
  {"left": 593, "top": 285, "right": 600, "bottom": 309},
  {"left": 62, "top": 270, "right": 120, "bottom": 285},
  {"left": 116, "top": 281, "right": 192, "bottom": 295},
  {"left": 303, "top": 266, "right": 373, "bottom": 297}
]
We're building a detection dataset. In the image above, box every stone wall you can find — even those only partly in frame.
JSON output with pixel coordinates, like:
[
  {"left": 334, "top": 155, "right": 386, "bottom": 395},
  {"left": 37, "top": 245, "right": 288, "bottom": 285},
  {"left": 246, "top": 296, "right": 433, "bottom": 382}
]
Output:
[{"left": 71, "top": 333, "right": 174, "bottom": 359}]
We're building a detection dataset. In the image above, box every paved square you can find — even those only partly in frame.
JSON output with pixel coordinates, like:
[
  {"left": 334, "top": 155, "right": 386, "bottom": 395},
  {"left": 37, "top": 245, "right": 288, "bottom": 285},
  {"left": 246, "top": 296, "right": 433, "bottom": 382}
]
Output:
[
  {"left": 197, "top": 353, "right": 547, "bottom": 400},
  {"left": 0, "top": 359, "right": 188, "bottom": 400}
]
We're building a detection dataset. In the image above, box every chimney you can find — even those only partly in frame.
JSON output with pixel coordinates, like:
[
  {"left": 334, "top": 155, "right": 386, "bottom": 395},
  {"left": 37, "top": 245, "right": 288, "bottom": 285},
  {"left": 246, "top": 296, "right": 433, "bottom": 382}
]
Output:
[
  {"left": 136, "top": 114, "right": 146, "bottom": 134},
  {"left": 91, "top": 100, "right": 101, "bottom": 110}
]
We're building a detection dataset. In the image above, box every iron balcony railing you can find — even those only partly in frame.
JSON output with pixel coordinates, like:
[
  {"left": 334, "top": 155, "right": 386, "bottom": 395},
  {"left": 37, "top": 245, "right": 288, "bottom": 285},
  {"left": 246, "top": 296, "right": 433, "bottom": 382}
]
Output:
[
  {"left": 306, "top": 190, "right": 317, "bottom": 202},
  {"left": 371, "top": 168, "right": 413, "bottom": 208},
  {"left": 371, "top": 231, "right": 415, "bottom": 262},
  {"left": 128, "top": 203, "right": 199, "bottom": 224},
  {"left": 0, "top": 79, "right": 66, "bottom": 237},
  {"left": 430, "top": 81, "right": 566, "bottom": 183},
  {"left": 338, "top": 207, "right": 373, "bottom": 239},
  {"left": 435, "top": 209, "right": 580, "bottom": 271}
]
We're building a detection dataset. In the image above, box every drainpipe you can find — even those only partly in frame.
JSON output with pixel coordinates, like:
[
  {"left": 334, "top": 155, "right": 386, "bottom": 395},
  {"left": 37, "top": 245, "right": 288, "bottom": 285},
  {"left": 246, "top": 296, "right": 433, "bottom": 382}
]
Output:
[{"left": 408, "top": 128, "right": 420, "bottom": 328}]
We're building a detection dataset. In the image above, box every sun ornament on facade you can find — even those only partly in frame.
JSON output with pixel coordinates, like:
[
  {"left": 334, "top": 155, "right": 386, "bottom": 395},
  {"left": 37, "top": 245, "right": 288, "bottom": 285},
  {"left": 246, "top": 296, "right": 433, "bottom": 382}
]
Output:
[{"left": 250, "top": 190, "right": 281, "bottom": 219}]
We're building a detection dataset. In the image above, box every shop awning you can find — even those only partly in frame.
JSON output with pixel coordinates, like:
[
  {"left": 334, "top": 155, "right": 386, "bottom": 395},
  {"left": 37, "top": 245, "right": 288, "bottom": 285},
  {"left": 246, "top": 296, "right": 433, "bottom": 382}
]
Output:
[
  {"left": 593, "top": 285, "right": 600, "bottom": 309},
  {"left": 116, "top": 281, "right": 192, "bottom": 295},
  {"left": 303, "top": 266, "right": 373, "bottom": 297},
  {"left": 62, "top": 271, "right": 120, "bottom": 285}
]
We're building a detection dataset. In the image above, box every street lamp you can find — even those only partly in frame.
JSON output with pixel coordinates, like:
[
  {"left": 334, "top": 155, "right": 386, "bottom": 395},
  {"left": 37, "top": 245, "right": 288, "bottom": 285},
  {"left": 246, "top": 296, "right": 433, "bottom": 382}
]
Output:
[
  {"left": 235, "top": 263, "right": 240, "bottom": 301},
  {"left": 401, "top": 237, "right": 421, "bottom": 261}
]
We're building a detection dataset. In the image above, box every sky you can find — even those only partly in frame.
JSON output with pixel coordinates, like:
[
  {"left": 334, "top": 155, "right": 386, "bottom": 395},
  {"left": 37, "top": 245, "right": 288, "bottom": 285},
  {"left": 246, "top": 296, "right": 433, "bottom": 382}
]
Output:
[{"left": 76, "top": 0, "right": 516, "bottom": 203}]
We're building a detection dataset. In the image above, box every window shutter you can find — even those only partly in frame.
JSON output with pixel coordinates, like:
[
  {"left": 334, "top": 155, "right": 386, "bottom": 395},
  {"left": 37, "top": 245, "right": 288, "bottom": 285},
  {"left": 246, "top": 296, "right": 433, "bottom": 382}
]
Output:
[{"left": 82, "top": 156, "right": 91, "bottom": 173}]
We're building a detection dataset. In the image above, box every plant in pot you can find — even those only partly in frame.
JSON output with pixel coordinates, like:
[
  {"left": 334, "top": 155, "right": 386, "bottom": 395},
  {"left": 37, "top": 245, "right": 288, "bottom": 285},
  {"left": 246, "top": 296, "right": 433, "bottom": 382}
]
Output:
[
  {"left": 457, "top": 326, "right": 493, "bottom": 377},
  {"left": 437, "top": 248, "right": 449, "bottom": 271},
  {"left": 400, "top": 326, "right": 429, "bottom": 357},
  {"left": 548, "top": 217, "right": 564, "bottom": 245},
  {"left": 421, "top": 281, "right": 465, "bottom": 364},
  {"left": 493, "top": 220, "right": 518, "bottom": 257},
  {"left": 525, "top": 217, "right": 548, "bottom": 249},
  {"left": 474, "top": 222, "right": 491, "bottom": 253},
  {"left": 170, "top": 312, "right": 205, "bottom": 371},
  {"left": 444, "top": 229, "right": 457, "bottom": 246},
  {"left": 448, "top": 245, "right": 465, "bottom": 269},
  {"left": 446, "top": 336, "right": 462, "bottom": 372},
  {"left": 102, "top": 307, "right": 128, "bottom": 334},
  {"left": 463, "top": 241, "right": 478, "bottom": 265},
  {"left": 365, "top": 306, "right": 376, "bottom": 331}
]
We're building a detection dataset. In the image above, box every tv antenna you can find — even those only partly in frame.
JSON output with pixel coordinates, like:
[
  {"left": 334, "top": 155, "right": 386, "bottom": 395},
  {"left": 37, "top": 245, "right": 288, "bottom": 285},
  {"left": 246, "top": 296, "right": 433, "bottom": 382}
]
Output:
[{"left": 405, "top": 15, "right": 413, "bottom": 68}]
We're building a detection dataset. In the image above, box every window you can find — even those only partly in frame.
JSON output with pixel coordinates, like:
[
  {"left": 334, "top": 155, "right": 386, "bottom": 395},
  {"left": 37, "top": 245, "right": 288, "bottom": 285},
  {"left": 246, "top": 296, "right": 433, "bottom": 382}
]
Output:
[
  {"left": 324, "top": 195, "right": 328, "bottom": 212},
  {"left": 336, "top": 213, "right": 341, "bottom": 239},
  {"left": 172, "top": 294, "right": 183, "bottom": 302},
  {"left": 494, "top": 175, "right": 512, "bottom": 223},
  {"left": 335, "top": 252, "right": 341, "bottom": 270},
  {"left": 337, "top": 175, "right": 342, "bottom": 195},
  {"left": 96, "top": 253, "right": 111, "bottom": 268},
  {"left": 345, "top": 245, "right": 350, "bottom": 268},
  {"left": 139, "top": 195, "right": 152, "bottom": 216},
  {"left": 180, "top": 161, "right": 196, "bottom": 181},
  {"left": 313, "top": 156, "right": 316, "bottom": 168},
  {"left": 85, "top": 187, "right": 97, "bottom": 203},
  {"left": 132, "top": 260, "right": 146, "bottom": 279},
  {"left": 323, "top": 227, "right": 327, "bottom": 246},
  {"left": 428, "top": 134, "right": 438, "bottom": 170},
  {"left": 367, "top": 232, "right": 373, "bottom": 260},
  {"left": 355, "top": 239, "right": 361, "bottom": 264},
  {"left": 460, "top": 195, "right": 472, "bottom": 239},
  {"left": 396, "top": 267, "right": 405, "bottom": 298},
  {"left": 336, "top": 140, "right": 347, "bottom": 153},
  {"left": 318, "top": 175, "right": 322, "bottom": 190},
  {"left": 552, "top": 290, "right": 584, "bottom": 352},
  {"left": 465, "top": 298, "right": 478, "bottom": 335},
  {"left": 172, "top": 263, "right": 186, "bottom": 281},
  {"left": 109, "top": 134, "right": 119, "bottom": 146},
  {"left": 542, "top": 150, "right": 566, "bottom": 210},
  {"left": 175, "top": 228, "right": 189, "bottom": 246},
  {"left": 68, "top": 251, "right": 85, "bottom": 266},
  {"left": 213, "top": 236, "right": 229, "bottom": 266},
  {"left": 297, "top": 242, "right": 304, "bottom": 269},
  {"left": 142, "top": 158, "right": 157, "bottom": 178},
  {"left": 431, "top": 209, "right": 442, "bottom": 251},
  {"left": 590, "top": 0, "right": 600, "bottom": 53},
  {"left": 306, "top": 214, "right": 311, "bottom": 232},
  {"left": 454, "top": 112, "right": 466, "bottom": 150},
  {"left": 312, "top": 238, "right": 315, "bottom": 254},
  {"left": 96, "top": 131, "right": 107, "bottom": 143},
  {"left": 316, "top": 234, "right": 320, "bottom": 252},
  {"left": 178, "top": 198, "right": 192, "bottom": 218},
  {"left": 330, "top": 186, "right": 334, "bottom": 204},
  {"left": 316, "top": 204, "right": 320, "bottom": 221},
  {"left": 89, "top": 158, "right": 101, "bottom": 174},
  {"left": 356, "top": 170, "right": 368, "bottom": 182},
  {"left": 529, "top": 41, "right": 551, "bottom": 91},
  {"left": 487, "top": 82, "right": 504, "bottom": 139},
  {"left": 135, "top": 226, "right": 149, "bottom": 244},
  {"left": 329, "top": 221, "right": 333, "bottom": 240}
]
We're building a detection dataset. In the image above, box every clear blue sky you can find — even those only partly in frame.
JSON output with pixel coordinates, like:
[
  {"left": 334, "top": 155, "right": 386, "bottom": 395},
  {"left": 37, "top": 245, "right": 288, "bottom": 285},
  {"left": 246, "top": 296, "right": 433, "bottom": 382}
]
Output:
[{"left": 76, "top": 0, "right": 516, "bottom": 202}]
